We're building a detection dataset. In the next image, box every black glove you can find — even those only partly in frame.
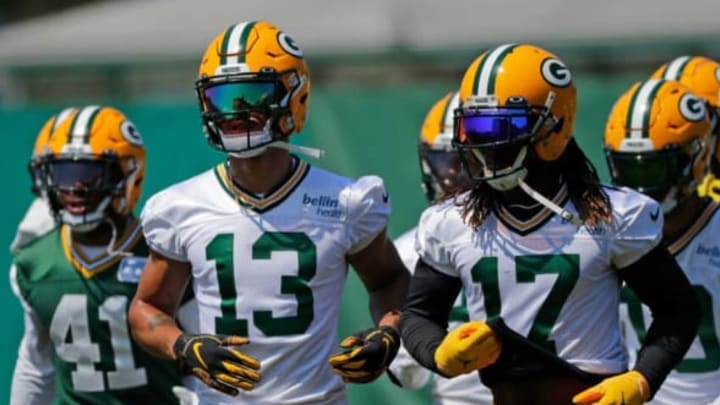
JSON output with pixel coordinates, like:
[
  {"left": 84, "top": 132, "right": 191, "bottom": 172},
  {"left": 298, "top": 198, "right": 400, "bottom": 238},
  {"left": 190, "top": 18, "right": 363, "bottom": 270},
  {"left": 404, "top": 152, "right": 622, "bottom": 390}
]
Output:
[
  {"left": 328, "top": 326, "right": 400, "bottom": 383},
  {"left": 173, "top": 333, "right": 262, "bottom": 396}
]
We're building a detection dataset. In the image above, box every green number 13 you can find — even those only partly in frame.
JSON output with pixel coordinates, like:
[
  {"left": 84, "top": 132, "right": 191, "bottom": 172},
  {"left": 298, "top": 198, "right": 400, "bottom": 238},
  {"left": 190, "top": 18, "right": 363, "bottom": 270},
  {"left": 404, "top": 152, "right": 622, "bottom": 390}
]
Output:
[
  {"left": 471, "top": 254, "right": 580, "bottom": 352},
  {"left": 206, "top": 232, "right": 317, "bottom": 336}
]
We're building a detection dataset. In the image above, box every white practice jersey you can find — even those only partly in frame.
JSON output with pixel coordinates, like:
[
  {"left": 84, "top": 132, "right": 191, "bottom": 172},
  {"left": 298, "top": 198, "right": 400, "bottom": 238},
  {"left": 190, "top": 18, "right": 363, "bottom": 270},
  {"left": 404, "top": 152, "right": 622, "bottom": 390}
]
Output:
[
  {"left": 620, "top": 202, "right": 720, "bottom": 405},
  {"left": 141, "top": 159, "right": 390, "bottom": 405},
  {"left": 391, "top": 227, "right": 493, "bottom": 405},
  {"left": 416, "top": 184, "right": 662, "bottom": 375}
]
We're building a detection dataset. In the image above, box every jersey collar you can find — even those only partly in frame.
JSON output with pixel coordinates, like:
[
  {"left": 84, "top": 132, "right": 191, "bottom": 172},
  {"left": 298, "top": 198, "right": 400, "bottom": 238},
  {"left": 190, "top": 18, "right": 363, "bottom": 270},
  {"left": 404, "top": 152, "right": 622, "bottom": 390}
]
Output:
[
  {"left": 493, "top": 181, "right": 570, "bottom": 235},
  {"left": 61, "top": 218, "right": 143, "bottom": 279},
  {"left": 213, "top": 158, "right": 310, "bottom": 213}
]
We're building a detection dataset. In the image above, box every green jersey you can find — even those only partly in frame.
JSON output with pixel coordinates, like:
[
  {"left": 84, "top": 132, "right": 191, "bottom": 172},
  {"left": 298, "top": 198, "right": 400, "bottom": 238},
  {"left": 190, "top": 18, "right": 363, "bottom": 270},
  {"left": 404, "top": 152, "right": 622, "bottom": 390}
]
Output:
[{"left": 13, "top": 219, "right": 181, "bottom": 405}]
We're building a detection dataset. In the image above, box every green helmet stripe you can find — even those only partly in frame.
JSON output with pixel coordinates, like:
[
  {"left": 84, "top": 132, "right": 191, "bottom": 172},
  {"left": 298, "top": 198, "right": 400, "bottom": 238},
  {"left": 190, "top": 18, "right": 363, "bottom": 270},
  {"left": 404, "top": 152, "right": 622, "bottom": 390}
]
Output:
[
  {"left": 627, "top": 80, "right": 664, "bottom": 139},
  {"left": 68, "top": 105, "right": 101, "bottom": 145},
  {"left": 662, "top": 56, "right": 691, "bottom": 80},
  {"left": 474, "top": 44, "right": 517, "bottom": 96},
  {"left": 221, "top": 21, "right": 257, "bottom": 66}
]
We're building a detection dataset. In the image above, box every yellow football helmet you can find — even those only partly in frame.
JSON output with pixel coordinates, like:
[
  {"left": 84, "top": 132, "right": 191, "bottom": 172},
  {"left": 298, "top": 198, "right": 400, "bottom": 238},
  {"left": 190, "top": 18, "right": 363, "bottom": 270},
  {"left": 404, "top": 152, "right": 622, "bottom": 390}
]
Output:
[
  {"left": 651, "top": 55, "right": 720, "bottom": 187},
  {"left": 605, "top": 79, "right": 712, "bottom": 212},
  {"left": 196, "top": 21, "right": 310, "bottom": 157},
  {"left": 418, "top": 92, "right": 468, "bottom": 202},
  {"left": 455, "top": 43, "right": 577, "bottom": 190},
  {"left": 32, "top": 106, "right": 146, "bottom": 230}
]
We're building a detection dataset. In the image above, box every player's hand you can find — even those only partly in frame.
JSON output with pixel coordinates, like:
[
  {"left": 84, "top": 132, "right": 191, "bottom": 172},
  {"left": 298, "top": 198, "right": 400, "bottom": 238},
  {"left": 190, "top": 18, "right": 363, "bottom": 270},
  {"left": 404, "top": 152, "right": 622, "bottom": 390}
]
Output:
[
  {"left": 328, "top": 325, "right": 400, "bottom": 383},
  {"left": 698, "top": 173, "right": 720, "bottom": 202},
  {"left": 572, "top": 370, "right": 649, "bottom": 405},
  {"left": 434, "top": 320, "right": 501, "bottom": 377},
  {"left": 173, "top": 333, "right": 261, "bottom": 396}
]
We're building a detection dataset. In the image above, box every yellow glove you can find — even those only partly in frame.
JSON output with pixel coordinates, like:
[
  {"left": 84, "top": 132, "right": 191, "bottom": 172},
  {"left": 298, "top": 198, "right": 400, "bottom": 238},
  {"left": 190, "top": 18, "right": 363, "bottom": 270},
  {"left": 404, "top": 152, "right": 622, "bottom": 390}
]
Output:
[
  {"left": 433, "top": 320, "right": 501, "bottom": 377},
  {"left": 572, "top": 370, "right": 650, "bottom": 405},
  {"left": 698, "top": 173, "right": 720, "bottom": 202}
]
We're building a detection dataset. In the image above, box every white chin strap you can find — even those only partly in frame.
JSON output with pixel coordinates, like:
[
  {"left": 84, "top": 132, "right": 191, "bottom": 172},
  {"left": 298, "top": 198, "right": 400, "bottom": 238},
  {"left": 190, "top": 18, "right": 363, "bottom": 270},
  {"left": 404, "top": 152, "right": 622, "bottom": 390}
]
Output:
[
  {"left": 517, "top": 179, "right": 584, "bottom": 226},
  {"left": 61, "top": 196, "right": 112, "bottom": 233},
  {"left": 222, "top": 128, "right": 325, "bottom": 160}
]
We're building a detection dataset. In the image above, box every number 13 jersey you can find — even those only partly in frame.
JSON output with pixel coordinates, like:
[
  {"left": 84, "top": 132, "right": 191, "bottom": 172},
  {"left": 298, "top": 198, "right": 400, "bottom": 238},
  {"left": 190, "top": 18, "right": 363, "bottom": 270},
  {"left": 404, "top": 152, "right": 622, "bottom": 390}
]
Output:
[{"left": 141, "top": 158, "right": 390, "bottom": 405}]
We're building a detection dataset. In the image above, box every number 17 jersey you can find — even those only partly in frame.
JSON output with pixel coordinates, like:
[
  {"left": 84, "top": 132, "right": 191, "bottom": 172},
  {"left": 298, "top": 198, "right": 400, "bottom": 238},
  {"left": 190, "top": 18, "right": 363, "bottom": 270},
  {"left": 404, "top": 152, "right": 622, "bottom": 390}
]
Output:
[{"left": 141, "top": 159, "right": 390, "bottom": 405}]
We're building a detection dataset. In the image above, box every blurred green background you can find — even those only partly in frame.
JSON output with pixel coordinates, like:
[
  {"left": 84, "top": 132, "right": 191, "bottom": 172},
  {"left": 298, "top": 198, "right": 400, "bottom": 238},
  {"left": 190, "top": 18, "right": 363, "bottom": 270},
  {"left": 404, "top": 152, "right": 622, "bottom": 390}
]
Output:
[{"left": 0, "top": 70, "right": 643, "bottom": 403}]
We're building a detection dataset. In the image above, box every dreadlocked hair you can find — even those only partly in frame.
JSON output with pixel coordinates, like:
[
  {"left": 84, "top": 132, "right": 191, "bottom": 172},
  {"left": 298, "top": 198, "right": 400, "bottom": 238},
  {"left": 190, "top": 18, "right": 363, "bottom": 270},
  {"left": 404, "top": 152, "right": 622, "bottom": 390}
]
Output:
[{"left": 453, "top": 138, "right": 613, "bottom": 231}]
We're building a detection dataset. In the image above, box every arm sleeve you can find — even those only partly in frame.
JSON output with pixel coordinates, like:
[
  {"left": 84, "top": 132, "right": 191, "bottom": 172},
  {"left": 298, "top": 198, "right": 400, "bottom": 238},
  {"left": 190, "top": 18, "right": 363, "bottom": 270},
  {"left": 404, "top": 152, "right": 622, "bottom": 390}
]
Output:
[
  {"left": 344, "top": 176, "right": 391, "bottom": 254},
  {"left": 140, "top": 195, "right": 188, "bottom": 262},
  {"left": 10, "top": 265, "right": 55, "bottom": 405},
  {"left": 400, "top": 258, "right": 462, "bottom": 373},
  {"left": 617, "top": 244, "right": 701, "bottom": 397}
]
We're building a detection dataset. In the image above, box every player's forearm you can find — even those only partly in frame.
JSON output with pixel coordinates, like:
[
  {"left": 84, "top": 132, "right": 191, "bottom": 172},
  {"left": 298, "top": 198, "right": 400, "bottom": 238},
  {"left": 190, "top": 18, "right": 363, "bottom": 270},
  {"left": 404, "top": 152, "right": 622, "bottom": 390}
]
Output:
[
  {"left": 368, "top": 269, "right": 410, "bottom": 329},
  {"left": 128, "top": 298, "right": 183, "bottom": 359},
  {"left": 619, "top": 244, "right": 702, "bottom": 395}
]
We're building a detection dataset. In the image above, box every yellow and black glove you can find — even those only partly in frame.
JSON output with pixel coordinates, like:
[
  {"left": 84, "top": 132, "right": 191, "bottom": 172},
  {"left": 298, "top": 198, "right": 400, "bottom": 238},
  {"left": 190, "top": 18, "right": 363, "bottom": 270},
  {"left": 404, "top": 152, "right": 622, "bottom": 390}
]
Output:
[
  {"left": 572, "top": 370, "right": 650, "bottom": 405},
  {"left": 328, "top": 325, "right": 400, "bottom": 383},
  {"left": 434, "top": 320, "right": 501, "bottom": 378},
  {"left": 173, "top": 333, "right": 262, "bottom": 396},
  {"left": 698, "top": 173, "right": 720, "bottom": 202}
]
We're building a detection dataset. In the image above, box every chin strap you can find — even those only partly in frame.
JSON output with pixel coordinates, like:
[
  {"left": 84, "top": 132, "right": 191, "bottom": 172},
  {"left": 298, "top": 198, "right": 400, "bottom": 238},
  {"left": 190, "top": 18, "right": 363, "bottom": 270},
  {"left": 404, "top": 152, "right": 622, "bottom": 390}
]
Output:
[
  {"left": 517, "top": 179, "right": 583, "bottom": 226},
  {"left": 269, "top": 141, "right": 325, "bottom": 159},
  {"left": 104, "top": 217, "right": 132, "bottom": 257},
  {"left": 229, "top": 141, "right": 325, "bottom": 160}
]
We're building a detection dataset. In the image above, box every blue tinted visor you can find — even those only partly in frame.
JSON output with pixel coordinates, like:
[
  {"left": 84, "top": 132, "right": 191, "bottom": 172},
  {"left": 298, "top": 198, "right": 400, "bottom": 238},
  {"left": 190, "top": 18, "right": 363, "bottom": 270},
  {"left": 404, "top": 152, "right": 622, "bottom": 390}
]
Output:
[
  {"left": 459, "top": 108, "right": 540, "bottom": 145},
  {"left": 203, "top": 81, "right": 278, "bottom": 114}
]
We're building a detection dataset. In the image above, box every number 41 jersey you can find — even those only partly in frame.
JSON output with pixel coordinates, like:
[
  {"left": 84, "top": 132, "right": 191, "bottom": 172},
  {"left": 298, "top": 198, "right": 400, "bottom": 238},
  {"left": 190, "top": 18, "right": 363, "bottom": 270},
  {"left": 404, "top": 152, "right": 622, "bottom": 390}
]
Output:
[
  {"left": 12, "top": 220, "right": 182, "bottom": 404},
  {"left": 141, "top": 159, "right": 390, "bottom": 405}
]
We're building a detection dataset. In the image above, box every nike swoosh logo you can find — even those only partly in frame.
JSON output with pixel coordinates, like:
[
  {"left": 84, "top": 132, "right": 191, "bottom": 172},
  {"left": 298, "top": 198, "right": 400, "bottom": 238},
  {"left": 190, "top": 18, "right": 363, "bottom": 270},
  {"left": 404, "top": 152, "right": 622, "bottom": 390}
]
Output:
[
  {"left": 192, "top": 342, "right": 208, "bottom": 369},
  {"left": 650, "top": 207, "right": 660, "bottom": 222}
]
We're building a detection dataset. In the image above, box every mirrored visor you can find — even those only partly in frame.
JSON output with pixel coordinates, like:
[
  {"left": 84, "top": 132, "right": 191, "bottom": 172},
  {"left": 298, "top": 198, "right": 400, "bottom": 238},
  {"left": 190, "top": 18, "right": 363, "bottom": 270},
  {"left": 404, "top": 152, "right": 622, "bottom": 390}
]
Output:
[
  {"left": 608, "top": 149, "right": 689, "bottom": 190},
  {"left": 203, "top": 81, "right": 278, "bottom": 114},
  {"left": 459, "top": 108, "right": 540, "bottom": 145}
]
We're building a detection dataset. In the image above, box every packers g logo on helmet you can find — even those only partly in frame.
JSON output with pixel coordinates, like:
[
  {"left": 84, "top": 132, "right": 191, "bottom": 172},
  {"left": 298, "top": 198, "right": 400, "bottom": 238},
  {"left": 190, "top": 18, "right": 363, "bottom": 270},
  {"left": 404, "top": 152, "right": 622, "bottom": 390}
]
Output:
[
  {"left": 679, "top": 93, "right": 707, "bottom": 122},
  {"left": 541, "top": 58, "right": 572, "bottom": 88},
  {"left": 32, "top": 106, "right": 146, "bottom": 230},
  {"left": 196, "top": 21, "right": 311, "bottom": 158},
  {"left": 604, "top": 79, "right": 711, "bottom": 213}
]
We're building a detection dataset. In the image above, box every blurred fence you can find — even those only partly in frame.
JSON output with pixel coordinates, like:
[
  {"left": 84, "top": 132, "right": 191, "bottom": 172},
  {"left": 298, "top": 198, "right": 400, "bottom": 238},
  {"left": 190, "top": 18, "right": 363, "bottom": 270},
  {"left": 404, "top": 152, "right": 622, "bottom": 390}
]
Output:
[{"left": 1, "top": 69, "right": 652, "bottom": 403}]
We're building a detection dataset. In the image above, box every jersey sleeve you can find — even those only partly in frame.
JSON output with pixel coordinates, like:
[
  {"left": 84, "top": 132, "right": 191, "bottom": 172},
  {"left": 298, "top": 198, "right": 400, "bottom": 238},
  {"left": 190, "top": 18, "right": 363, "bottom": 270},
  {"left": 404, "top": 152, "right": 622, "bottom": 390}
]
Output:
[
  {"left": 10, "top": 198, "right": 55, "bottom": 254},
  {"left": 610, "top": 190, "right": 663, "bottom": 269},
  {"left": 393, "top": 228, "right": 419, "bottom": 274},
  {"left": 344, "top": 176, "right": 391, "bottom": 254},
  {"left": 9, "top": 264, "right": 56, "bottom": 405},
  {"left": 415, "top": 204, "right": 457, "bottom": 277},
  {"left": 140, "top": 192, "right": 188, "bottom": 262}
]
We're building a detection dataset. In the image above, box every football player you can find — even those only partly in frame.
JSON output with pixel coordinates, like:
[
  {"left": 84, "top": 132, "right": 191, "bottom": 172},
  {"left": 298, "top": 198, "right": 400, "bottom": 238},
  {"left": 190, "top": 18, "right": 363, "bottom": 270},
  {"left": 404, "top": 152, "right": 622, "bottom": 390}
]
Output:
[
  {"left": 400, "top": 44, "right": 701, "bottom": 405},
  {"left": 10, "top": 106, "right": 185, "bottom": 404},
  {"left": 389, "top": 91, "right": 492, "bottom": 404},
  {"left": 651, "top": 56, "right": 720, "bottom": 202},
  {"left": 128, "top": 21, "right": 409, "bottom": 404},
  {"left": 606, "top": 79, "right": 720, "bottom": 404}
]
